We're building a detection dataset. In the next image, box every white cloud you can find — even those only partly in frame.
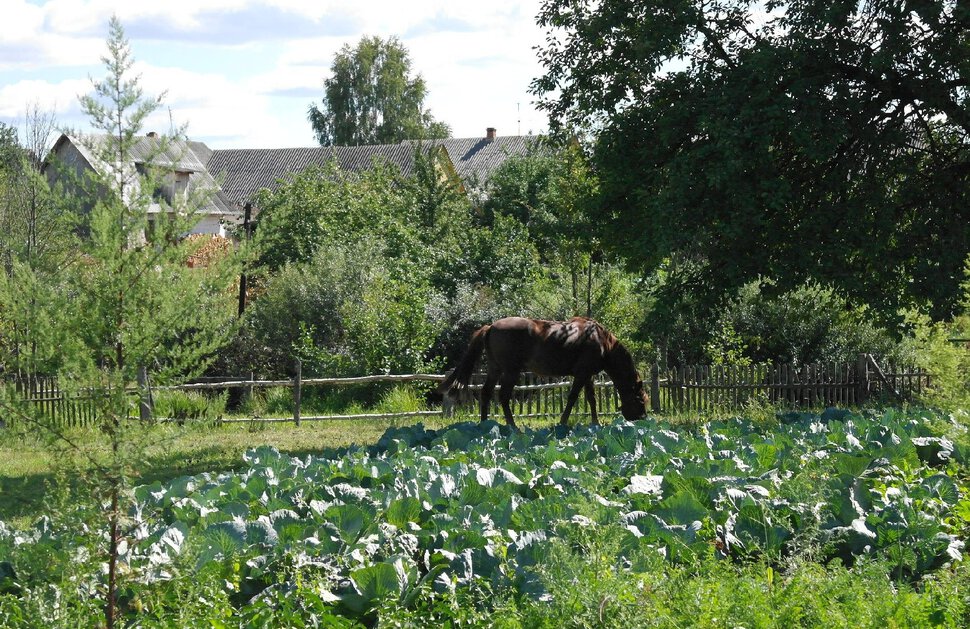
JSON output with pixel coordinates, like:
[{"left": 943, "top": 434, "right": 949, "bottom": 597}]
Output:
[
  {"left": 0, "top": 78, "right": 90, "bottom": 118},
  {"left": 0, "top": 0, "right": 45, "bottom": 43},
  {"left": 1, "top": 0, "right": 550, "bottom": 147}
]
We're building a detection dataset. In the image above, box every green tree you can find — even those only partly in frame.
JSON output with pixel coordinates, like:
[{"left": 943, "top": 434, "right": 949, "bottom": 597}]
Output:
[
  {"left": 308, "top": 35, "right": 451, "bottom": 146},
  {"left": 251, "top": 159, "right": 427, "bottom": 271},
  {"left": 484, "top": 142, "right": 624, "bottom": 319},
  {"left": 532, "top": 0, "right": 970, "bottom": 322},
  {"left": 0, "top": 108, "right": 77, "bottom": 376},
  {"left": 0, "top": 17, "right": 238, "bottom": 627}
]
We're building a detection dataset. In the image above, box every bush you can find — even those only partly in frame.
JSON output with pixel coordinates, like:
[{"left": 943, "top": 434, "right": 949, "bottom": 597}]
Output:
[
  {"left": 151, "top": 390, "right": 226, "bottom": 423},
  {"left": 373, "top": 384, "right": 427, "bottom": 414},
  {"left": 897, "top": 258, "right": 970, "bottom": 408},
  {"left": 706, "top": 279, "right": 904, "bottom": 366},
  {"left": 229, "top": 238, "right": 442, "bottom": 379}
]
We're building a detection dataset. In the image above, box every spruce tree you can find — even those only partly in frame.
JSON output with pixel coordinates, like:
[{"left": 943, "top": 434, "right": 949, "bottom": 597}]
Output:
[{"left": 0, "top": 16, "right": 240, "bottom": 626}]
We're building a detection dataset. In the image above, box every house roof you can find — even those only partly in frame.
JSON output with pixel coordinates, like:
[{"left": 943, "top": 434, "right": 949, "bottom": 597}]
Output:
[
  {"left": 206, "top": 143, "right": 426, "bottom": 205},
  {"left": 412, "top": 135, "right": 541, "bottom": 187},
  {"left": 49, "top": 130, "right": 539, "bottom": 215},
  {"left": 49, "top": 133, "right": 238, "bottom": 216}
]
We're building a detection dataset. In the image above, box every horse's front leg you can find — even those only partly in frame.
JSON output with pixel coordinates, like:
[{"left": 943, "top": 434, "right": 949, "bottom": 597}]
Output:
[
  {"left": 559, "top": 376, "right": 589, "bottom": 427},
  {"left": 584, "top": 380, "right": 598, "bottom": 425},
  {"left": 499, "top": 374, "right": 519, "bottom": 431}
]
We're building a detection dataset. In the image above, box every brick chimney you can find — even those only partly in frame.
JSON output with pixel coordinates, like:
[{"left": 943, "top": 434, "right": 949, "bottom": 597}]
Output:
[{"left": 486, "top": 127, "right": 496, "bottom": 141}]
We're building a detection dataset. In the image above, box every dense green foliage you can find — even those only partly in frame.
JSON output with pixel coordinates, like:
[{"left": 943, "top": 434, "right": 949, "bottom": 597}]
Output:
[
  {"left": 307, "top": 35, "right": 450, "bottom": 146},
  {"left": 704, "top": 280, "right": 905, "bottom": 366},
  {"left": 0, "top": 18, "right": 242, "bottom": 627},
  {"left": 532, "top": 0, "right": 969, "bottom": 323},
  {"left": 225, "top": 143, "right": 651, "bottom": 380},
  {"left": 1, "top": 408, "right": 967, "bottom": 625}
]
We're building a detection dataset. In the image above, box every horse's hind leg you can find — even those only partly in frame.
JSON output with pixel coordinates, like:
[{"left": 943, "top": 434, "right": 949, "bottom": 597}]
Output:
[
  {"left": 584, "top": 380, "right": 598, "bottom": 425},
  {"left": 559, "top": 376, "right": 589, "bottom": 427},
  {"left": 499, "top": 373, "right": 519, "bottom": 431},
  {"left": 480, "top": 373, "right": 498, "bottom": 423}
]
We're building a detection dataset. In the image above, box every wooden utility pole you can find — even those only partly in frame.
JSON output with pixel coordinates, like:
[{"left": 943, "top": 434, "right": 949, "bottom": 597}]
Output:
[
  {"left": 294, "top": 358, "right": 302, "bottom": 426},
  {"left": 856, "top": 354, "right": 870, "bottom": 405},
  {"left": 237, "top": 202, "right": 252, "bottom": 317},
  {"left": 137, "top": 365, "right": 152, "bottom": 422}
]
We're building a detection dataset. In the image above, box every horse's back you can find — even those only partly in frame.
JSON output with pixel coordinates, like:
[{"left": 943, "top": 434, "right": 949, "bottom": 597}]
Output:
[{"left": 485, "top": 317, "right": 607, "bottom": 377}]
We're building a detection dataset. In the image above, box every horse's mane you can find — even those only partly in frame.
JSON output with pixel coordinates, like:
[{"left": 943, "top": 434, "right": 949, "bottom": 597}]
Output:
[{"left": 603, "top": 336, "right": 639, "bottom": 388}]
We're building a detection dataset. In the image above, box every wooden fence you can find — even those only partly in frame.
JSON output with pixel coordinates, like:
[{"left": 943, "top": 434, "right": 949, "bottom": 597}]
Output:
[
  {"left": 4, "top": 376, "right": 100, "bottom": 427},
  {"left": 2, "top": 354, "right": 932, "bottom": 427},
  {"left": 650, "top": 354, "right": 931, "bottom": 413},
  {"left": 159, "top": 369, "right": 620, "bottom": 424},
  {"left": 456, "top": 372, "right": 620, "bottom": 421}
]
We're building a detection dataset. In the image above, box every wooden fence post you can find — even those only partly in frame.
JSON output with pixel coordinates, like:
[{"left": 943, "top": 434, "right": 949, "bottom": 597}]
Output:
[
  {"left": 294, "top": 359, "right": 302, "bottom": 426},
  {"left": 856, "top": 354, "right": 870, "bottom": 406},
  {"left": 866, "top": 354, "right": 904, "bottom": 402},
  {"left": 442, "top": 388, "right": 455, "bottom": 418},
  {"left": 137, "top": 365, "right": 153, "bottom": 422},
  {"left": 650, "top": 363, "right": 661, "bottom": 413}
]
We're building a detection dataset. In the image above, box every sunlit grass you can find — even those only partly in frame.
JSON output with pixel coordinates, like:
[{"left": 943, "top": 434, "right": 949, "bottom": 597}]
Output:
[{"left": 0, "top": 408, "right": 594, "bottom": 526}]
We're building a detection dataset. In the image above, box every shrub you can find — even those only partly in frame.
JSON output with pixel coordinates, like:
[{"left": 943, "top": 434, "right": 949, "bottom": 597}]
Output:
[
  {"left": 151, "top": 390, "right": 226, "bottom": 423},
  {"left": 706, "top": 279, "right": 903, "bottom": 365},
  {"left": 234, "top": 238, "right": 442, "bottom": 379},
  {"left": 373, "top": 384, "right": 426, "bottom": 414},
  {"left": 897, "top": 257, "right": 970, "bottom": 407}
]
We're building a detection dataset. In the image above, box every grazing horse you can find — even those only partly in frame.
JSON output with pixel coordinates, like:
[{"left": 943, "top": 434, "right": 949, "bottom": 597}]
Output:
[{"left": 437, "top": 317, "right": 648, "bottom": 429}]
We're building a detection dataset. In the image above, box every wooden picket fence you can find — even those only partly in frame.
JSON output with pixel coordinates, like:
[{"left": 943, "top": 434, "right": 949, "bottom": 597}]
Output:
[
  {"left": 650, "top": 354, "right": 931, "bottom": 413},
  {"left": 2, "top": 354, "right": 932, "bottom": 427},
  {"left": 4, "top": 375, "right": 101, "bottom": 427}
]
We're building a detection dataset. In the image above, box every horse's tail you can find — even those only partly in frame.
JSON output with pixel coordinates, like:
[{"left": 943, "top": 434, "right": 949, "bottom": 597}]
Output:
[{"left": 437, "top": 324, "right": 490, "bottom": 394}]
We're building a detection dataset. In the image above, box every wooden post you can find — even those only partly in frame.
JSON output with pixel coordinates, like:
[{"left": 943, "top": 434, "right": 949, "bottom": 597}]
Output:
[
  {"left": 442, "top": 393, "right": 455, "bottom": 418},
  {"left": 237, "top": 202, "right": 252, "bottom": 317},
  {"left": 137, "top": 365, "right": 153, "bottom": 422},
  {"left": 856, "top": 354, "right": 869, "bottom": 406},
  {"left": 294, "top": 358, "right": 302, "bottom": 426},
  {"left": 866, "top": 354, "right": 903, "bottom": 402},
  {"left": 650, "top": 363, "right": 661, "bottom": 413}
]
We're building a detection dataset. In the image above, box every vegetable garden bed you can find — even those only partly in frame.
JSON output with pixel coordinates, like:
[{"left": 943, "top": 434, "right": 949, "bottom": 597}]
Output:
[{"left": 1, "top": 408, "right": 968, "bottom": 626}]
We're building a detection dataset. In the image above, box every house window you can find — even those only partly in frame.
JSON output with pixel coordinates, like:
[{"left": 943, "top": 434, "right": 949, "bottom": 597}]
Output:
[{"left": 174, "top": 171, "right": 190, "bottom": 197}]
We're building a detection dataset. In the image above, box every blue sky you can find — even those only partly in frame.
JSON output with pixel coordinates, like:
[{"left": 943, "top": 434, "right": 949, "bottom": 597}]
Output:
[{"left": 0, "top": 0, "right": 548, "bottom": 149}]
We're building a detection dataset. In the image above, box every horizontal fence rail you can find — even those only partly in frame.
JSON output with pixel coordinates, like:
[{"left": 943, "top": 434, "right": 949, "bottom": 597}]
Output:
[
  {"left": 454, "top": 372, "right": 619, "bottom": 421},
  {"left": 2, "top": 354, "right": 934, "bottom": 427}
]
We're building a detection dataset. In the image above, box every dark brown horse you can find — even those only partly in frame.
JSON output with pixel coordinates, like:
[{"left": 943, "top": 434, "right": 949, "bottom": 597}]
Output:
[{"left": 437, "top": 317, "right": 648, "bottom": 429}]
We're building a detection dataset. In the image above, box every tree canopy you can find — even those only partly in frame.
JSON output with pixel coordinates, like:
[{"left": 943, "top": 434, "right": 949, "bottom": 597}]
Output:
[
  {"left": 308, "top": 35, "right": 451, "bottom": 146},
  {"left": 532, "top": 0, "right": 970, "bottom": 321}
]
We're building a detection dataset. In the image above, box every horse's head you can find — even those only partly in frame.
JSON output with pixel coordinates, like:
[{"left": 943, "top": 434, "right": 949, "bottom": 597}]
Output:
[
  {"left": 619, "top": 379, "right": 648, "bottom": 421},
  {"left": 604, "top": 340, "right": 648, "bottom": 421}
]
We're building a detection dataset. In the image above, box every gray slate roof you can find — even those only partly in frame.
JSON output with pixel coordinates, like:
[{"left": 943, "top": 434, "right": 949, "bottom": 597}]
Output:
[
  {"left": 417, "top": 136, "right": 541, "bottom": 187},
  {"left": 51, "top": 134, "right": 237, "bottom": 216},
  {"left": 51, "top": 132, "right": 540, "bottom": 213},
  {"left": 207, "top": 144, "right": 425, "bottom": 205}
]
